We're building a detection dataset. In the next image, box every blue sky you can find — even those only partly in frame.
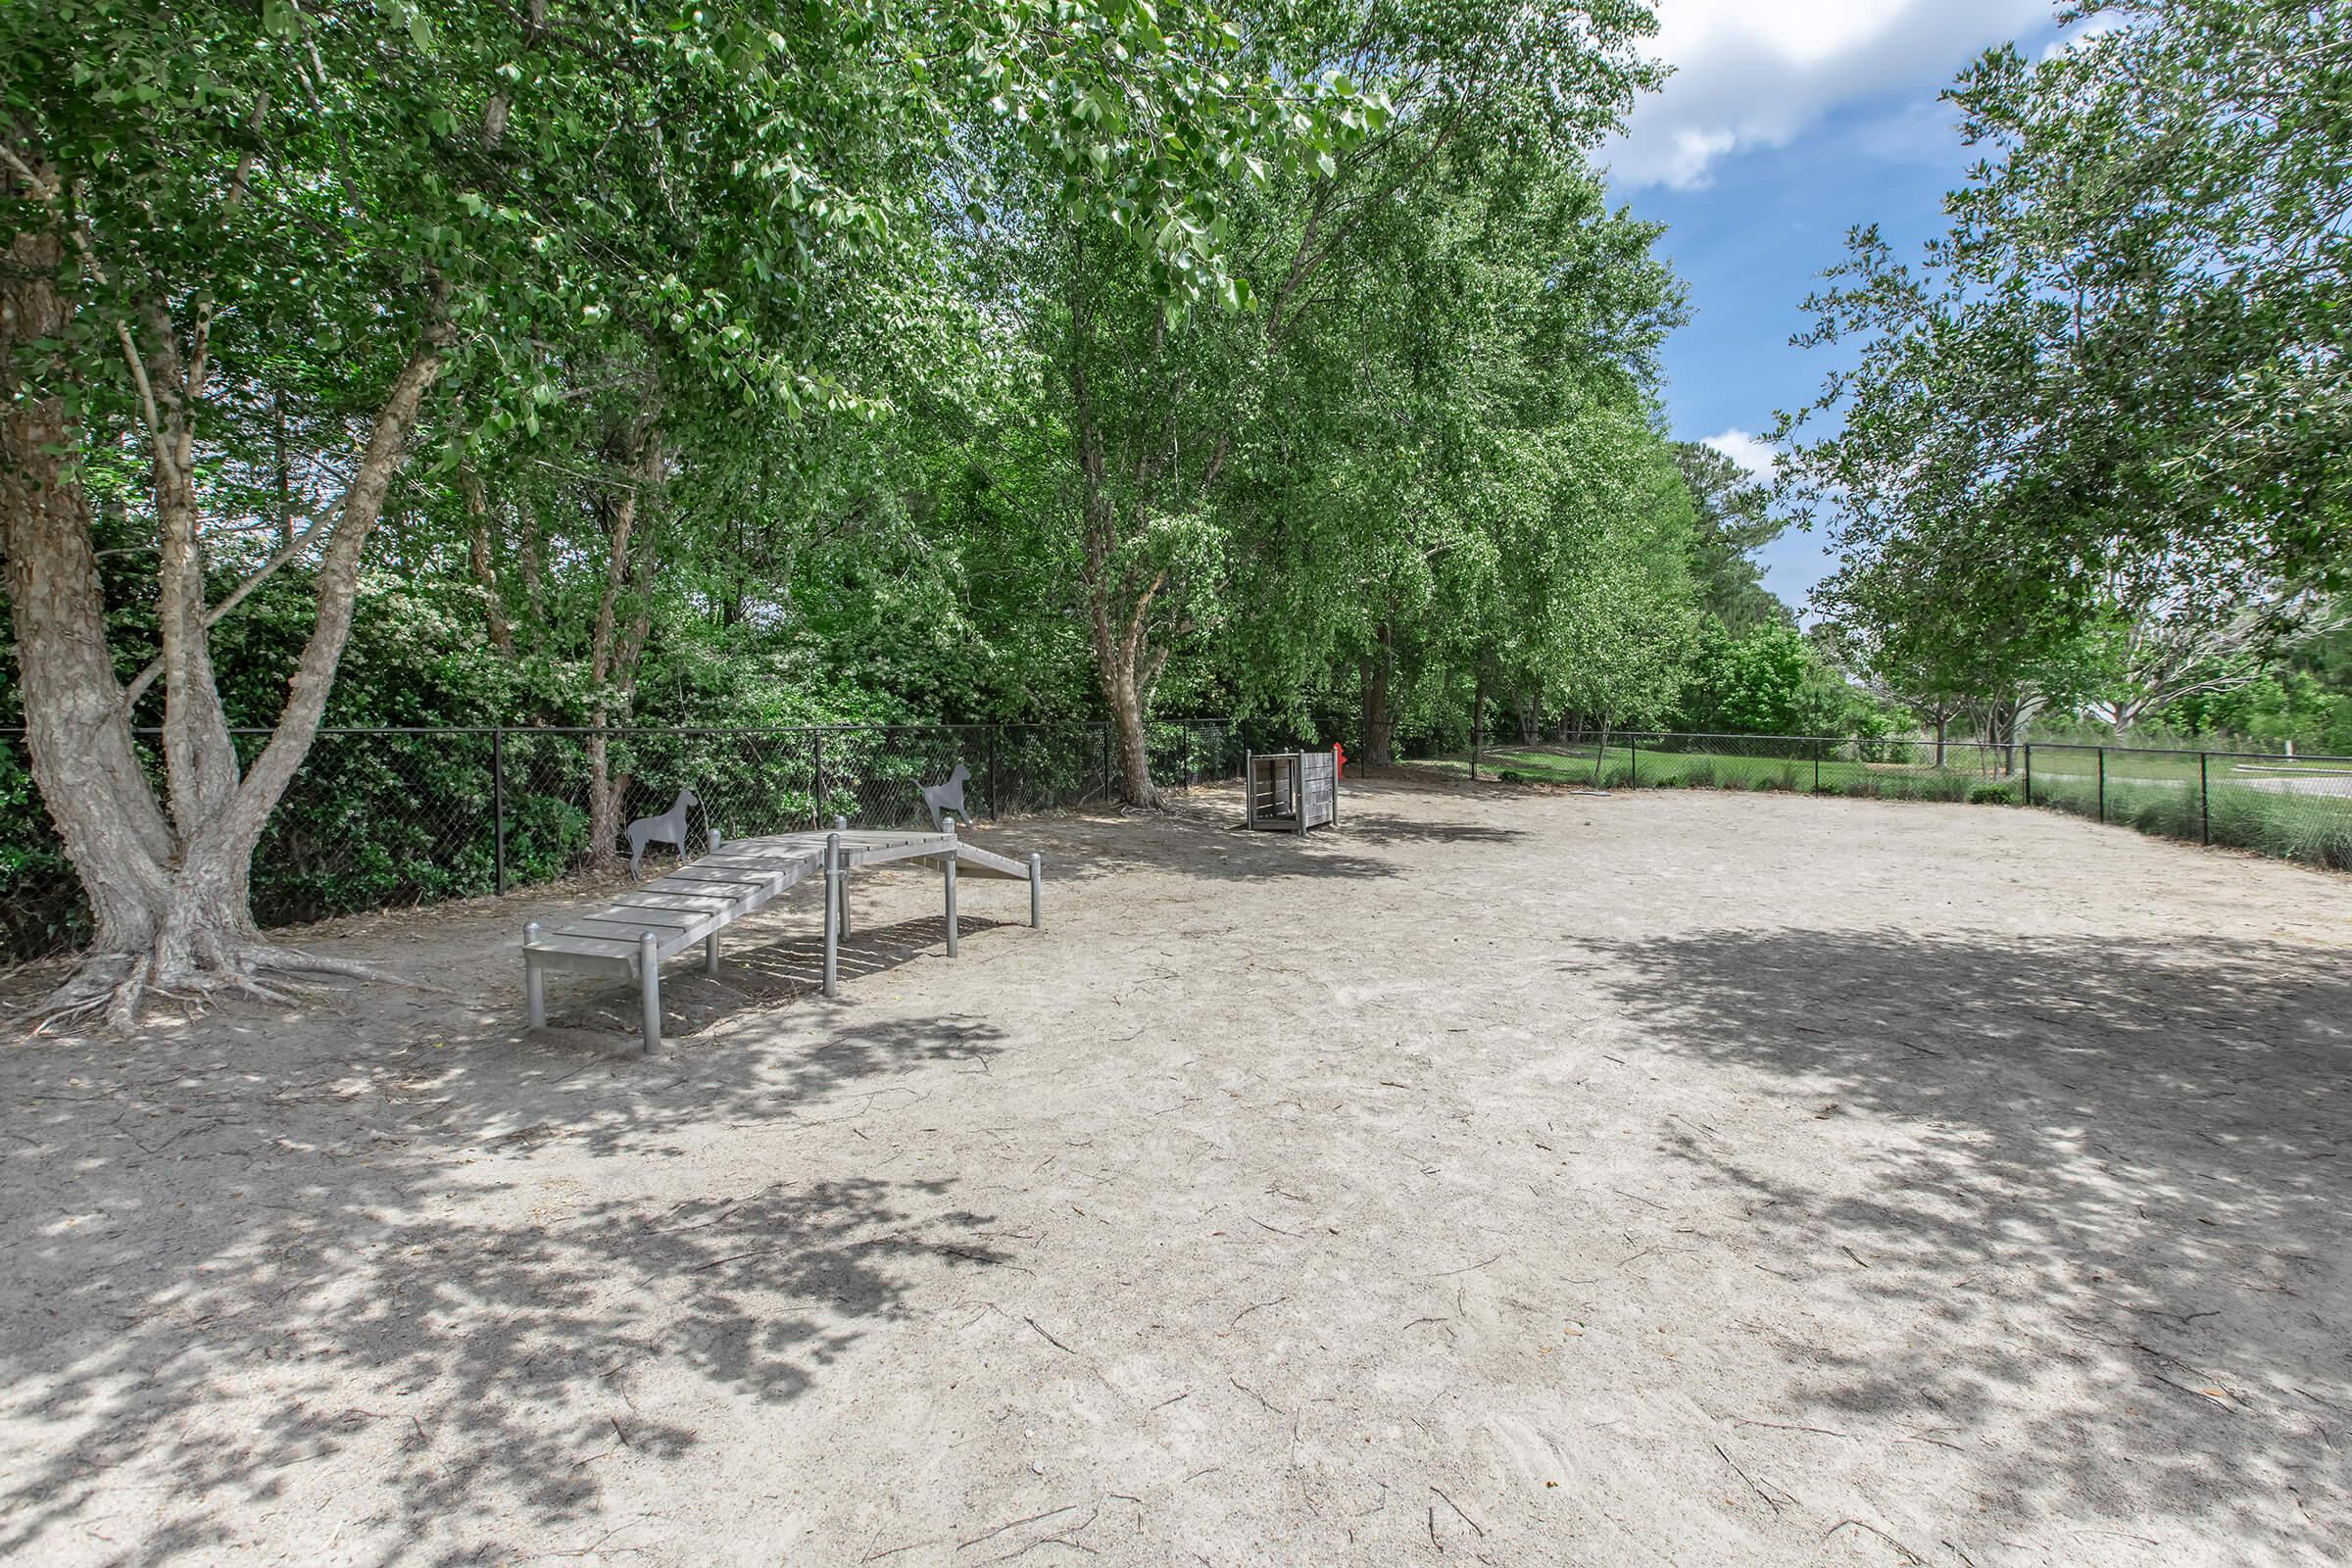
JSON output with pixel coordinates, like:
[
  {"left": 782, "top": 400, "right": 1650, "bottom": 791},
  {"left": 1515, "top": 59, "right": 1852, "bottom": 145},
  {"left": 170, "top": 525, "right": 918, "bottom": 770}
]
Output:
[{"left": 1599, "top": 0, "right": 2080, "bottom": 611}]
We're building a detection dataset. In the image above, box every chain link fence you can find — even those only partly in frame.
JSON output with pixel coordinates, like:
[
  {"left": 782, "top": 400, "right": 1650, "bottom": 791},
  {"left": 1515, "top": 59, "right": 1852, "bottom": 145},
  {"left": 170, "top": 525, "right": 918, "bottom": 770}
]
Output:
[
  {"left": 16, "top": 715, "right": 2338, "bottom": 964},
  {"left": 1434, "top": 729, "right": 2352, "bottom": 873},
  {"left": 0, "top": 718, "right": 1243, "bottom": 963},
  {"left": 2021, "top": 742, "right": 2352, "bottom": 870},
  {"left": 1460, "top": 730, "right": 2022, "bottom": 800}
]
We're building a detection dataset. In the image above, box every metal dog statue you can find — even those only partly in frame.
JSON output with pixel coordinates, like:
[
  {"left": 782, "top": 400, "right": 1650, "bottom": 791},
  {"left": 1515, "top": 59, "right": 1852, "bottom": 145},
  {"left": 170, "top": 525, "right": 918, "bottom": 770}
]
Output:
[
  {"left": 921, "top": 764, "right": 970, "bottom": 830},
  {"left": 624, "top": 788, "right": 703, "bottom": 879}
]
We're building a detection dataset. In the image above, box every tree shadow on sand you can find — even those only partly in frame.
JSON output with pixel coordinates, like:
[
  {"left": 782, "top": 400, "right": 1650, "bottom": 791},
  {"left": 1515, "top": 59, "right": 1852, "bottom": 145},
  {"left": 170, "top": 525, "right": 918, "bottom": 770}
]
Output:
[
  {"left": 978, "top": 802, "right": 1407, "bottom": 885},
  {"left": 1569, "top": 926, "right": 2352, "bottom": 1554},
  {"left": 1325, "top": 808, "right": 1530, "bottom": 848},
  {"left": 0, "top": 992, "right": 1019, "bottom": 1565},
  {"left": 543, "top": 912, "right": 1024, "bottom": 1041}
]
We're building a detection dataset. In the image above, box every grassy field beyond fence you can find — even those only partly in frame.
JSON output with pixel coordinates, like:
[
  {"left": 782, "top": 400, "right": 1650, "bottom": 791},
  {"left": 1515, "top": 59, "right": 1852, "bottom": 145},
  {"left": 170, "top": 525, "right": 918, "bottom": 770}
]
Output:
[{"left": 1406, "top": 732, "right": 2352, "bottom": 873}]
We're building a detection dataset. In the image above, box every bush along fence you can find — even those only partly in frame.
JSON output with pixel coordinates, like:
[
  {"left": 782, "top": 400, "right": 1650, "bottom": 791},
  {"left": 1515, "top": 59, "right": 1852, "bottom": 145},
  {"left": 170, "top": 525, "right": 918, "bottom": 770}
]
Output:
[
  {"left": 0, "top": 719, "right": 1244, "bottom": 963},
  {"left": 1448, "top": 730, "right": 2352, "bottom": 874}
]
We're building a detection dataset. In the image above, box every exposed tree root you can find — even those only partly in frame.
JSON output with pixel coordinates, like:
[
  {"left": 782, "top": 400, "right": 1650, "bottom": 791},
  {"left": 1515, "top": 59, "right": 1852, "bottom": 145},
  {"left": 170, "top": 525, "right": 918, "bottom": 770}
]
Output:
[
  {"left": 33, "top": 938, "right": 426, "bottom": 1037},
  {"left": 244, "top": 944, "right": 425, "bottom": 987}
]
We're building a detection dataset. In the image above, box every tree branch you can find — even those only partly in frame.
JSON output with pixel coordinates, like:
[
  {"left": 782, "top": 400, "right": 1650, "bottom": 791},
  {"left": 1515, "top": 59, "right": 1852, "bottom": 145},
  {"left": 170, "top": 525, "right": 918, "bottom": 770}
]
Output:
[{"left": 119, "top": 500, "right": 345, "bottom": 713}]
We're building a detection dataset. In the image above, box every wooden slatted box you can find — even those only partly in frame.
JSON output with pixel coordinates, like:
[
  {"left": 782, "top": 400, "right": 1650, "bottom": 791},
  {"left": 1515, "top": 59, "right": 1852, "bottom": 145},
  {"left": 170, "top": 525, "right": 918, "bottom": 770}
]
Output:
[{"left": 1244, "top": 748, "right": 1339, "bottom": 833}]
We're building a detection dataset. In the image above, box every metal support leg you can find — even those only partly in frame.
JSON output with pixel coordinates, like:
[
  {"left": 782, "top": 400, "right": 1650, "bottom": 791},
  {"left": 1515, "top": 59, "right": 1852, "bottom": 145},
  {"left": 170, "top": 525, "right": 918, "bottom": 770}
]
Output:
[
  {"left": 705, "top": 930, "right": 719, "bottom": 976},
  {"left": 639, "top": 930, "right": 661, "bottom": 1055},
  {"left": 523, "top": 922, "right": 545, "bottom": 1028},
  {"left": 1028, "top": 852, "right": 1043, "bottom": 928},
  {"left": 822, "top": 832, "right": 841, "bottom": 999},
  {"left": 834, "top": 814, "right": 850, "bottom": 937},
  {"left": 943, "top": 819, "right": 959, "bottom": 957}
]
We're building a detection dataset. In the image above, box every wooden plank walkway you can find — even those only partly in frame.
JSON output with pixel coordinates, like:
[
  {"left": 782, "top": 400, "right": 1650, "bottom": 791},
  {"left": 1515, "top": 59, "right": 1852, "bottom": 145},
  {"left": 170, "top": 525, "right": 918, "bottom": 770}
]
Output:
[{"left": 523, "top": 821, "right": 1042, "bottom": 1053}]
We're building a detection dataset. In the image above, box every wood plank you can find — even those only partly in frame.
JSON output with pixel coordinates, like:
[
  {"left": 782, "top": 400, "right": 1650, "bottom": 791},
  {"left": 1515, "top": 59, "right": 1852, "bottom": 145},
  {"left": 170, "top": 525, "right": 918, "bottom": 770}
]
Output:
[
  {"left": 573, "top": 912, "right": 708, "bottom": 938},
  {"left": 609, "top": 890, "right": 746, "bottom": 914},
  {"left": 662, "top": 866, "right": 802, "bottom": 891},
  {"left": 690, "top": 848, "right": 817, "bottom": 869},
  {"left": 527, "top": 932, "right": 641, "bottom": 972},
  {"left": 954, "top": 843, "right": 1028, "bottom": 878},
  {"left": 688, "top": 856, "right": 815, "bottom": 877},
  {"left": 522, "top": 826, "right": 1046, "bottom": 1001},
  {"left": 651, "top": 865, "right": 808, "bottom": 899},
  {"left": 534, "top": 926, "right": 641, "bottom": 952}
]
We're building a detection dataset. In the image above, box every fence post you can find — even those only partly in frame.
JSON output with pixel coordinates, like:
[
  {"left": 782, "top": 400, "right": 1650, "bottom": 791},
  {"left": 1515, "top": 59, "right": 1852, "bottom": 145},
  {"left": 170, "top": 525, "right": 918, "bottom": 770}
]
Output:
[
  {"left": 492, "top": 724, "right": 508, "bottom": 896},
  {"left": 987, "top": 725, "right": 1001, "bottom": 822},
  {"left": 1630, "top": 734, "right": 1640, "bottom": 788},
  {"left": 1813, "top": 737, "right": 1821, "bottom": 795},
  {"left": 2200, "top": 751, "right": 2211, "bottom": 845},
  {"left": 2024, "top": 743, "right": 2034, "bottom": 806},
  {"left": 2097, "top": 747, "right": 2107, "bottom": 823},
  {"left": 810, "top": 730, "right": 826, "bottom": 829}
]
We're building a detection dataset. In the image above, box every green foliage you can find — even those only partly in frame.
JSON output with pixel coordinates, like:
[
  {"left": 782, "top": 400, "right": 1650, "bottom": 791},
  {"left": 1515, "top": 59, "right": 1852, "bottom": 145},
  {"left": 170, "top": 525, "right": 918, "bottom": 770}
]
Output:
[
  {"left": 1674, "top": 442, "right": 1788, "bottom": 633},
  {"left": 1782, "top": 0, "right": 2352, "bottom": 735},
  {"left": 2034, "top": 774, "right": 2352, "bottom": 873},
  {"left": 2160, "top": 609, "right": 2352, "bottom": 753},
  {"left": 1672, "top": 622, "right": 1885, "bottom": 737},
  {"left": 0, "top": 0, "right": 1837, "bottom": 953}
]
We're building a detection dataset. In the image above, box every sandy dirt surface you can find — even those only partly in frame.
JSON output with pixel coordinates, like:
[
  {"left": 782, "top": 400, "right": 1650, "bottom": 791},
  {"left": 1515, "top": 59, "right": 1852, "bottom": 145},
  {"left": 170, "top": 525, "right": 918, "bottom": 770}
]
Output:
[{"left": 2, "top": 776, "right": 2348, "bottom": 1567}]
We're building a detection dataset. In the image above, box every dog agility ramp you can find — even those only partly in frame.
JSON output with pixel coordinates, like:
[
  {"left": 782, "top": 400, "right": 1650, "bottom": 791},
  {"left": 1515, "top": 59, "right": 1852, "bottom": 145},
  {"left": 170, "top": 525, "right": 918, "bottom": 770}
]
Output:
[{"left": 523, "top": 823, "right": 1042, "bottom": 1052}]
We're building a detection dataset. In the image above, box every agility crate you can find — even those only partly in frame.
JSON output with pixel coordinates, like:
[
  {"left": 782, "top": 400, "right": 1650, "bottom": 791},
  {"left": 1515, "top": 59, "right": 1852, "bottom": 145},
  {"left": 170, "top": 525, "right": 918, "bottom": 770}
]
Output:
[{"left": 1244, "top": 748, "right": 1340, "bottom": 833}]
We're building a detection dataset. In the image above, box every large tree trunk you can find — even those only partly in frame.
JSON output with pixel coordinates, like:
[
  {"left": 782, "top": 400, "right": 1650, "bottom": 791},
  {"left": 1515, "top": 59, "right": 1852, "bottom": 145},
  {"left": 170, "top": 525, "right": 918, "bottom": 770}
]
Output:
[
  {"left": 1086, "top": 555, "right": 1163, "bottom": 808},
  {"left": 517, "top": 501, "right": 549, "bottom": 652},
  {"left": 1986, "top": 695, "right": 2022, "bottom": 774},
  {"left": 1470, "top": 667, "right": 1486, "bottom": 769},
  {"left": 1103, "top": 657, "right": 1153, "bottom": 808},
  {"left": 1, "top": 227, "right": 177, "bottom": 957},
  {"left": 460, "top": 465, "right": 515, "bottom": 656},
  {"left": 1067, "top": 274, "right": 1163, "bottom": 809},
  {"left": 1358, "top": 621, "right": 1396, "bottom": 764},
  {"left": 584, "top": 425, "right": 662, "bottom": 868},
  {"left": 2, "top": 211, "right": 449, "bottom": 1026}
]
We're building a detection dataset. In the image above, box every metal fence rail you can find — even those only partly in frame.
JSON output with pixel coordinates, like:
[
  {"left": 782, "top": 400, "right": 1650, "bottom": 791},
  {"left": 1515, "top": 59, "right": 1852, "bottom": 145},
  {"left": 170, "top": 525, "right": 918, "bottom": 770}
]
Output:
[{"left": 0, "top": 718, "right": 1243, "bottom": 963}]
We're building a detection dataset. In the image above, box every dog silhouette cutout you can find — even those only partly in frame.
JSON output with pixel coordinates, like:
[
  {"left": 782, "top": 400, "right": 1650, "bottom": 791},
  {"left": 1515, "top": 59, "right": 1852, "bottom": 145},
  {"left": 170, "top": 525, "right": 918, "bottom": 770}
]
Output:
[
  {"left": 921, "top": 764, "right": 970, "bottom": 830},
  {"left": 625, "top": 788, "right": 702, "bottom": 879}
]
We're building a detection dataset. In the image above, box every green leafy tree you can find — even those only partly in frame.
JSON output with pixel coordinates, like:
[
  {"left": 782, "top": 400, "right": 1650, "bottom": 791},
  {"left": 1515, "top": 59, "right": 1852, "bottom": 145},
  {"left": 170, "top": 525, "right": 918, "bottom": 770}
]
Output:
[
  {"left": 1673, "top": 442, "right": 1788, "bottom": 633},
  {"left": 0, "top": 0, "right": 1363, "bottom": 1024},
  {"left": 987, "top": 0, "right": 1667, "bottom": 800},
  {"left": 1780, "top": 0, "right": 2352, "bottom": 747}
]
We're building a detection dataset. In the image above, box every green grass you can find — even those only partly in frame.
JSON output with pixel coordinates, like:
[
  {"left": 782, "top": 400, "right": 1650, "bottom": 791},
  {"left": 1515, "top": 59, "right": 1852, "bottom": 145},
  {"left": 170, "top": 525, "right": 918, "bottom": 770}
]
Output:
[
  {"left": 1436, "top": 742, "right": 1995, "bottom": 800},
  {"left": 1413, "top": 741, "right": 2352, "bottom": 873},
  {"left": 2032, "top": 777, "right": 2352, "bottom": 871}
]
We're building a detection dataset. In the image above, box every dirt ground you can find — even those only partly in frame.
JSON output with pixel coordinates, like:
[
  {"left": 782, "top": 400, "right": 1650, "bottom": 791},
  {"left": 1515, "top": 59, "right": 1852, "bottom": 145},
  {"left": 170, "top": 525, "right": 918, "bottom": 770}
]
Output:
[{"left": 2, "top": 776, "right": 2348, "bottom": 1568}]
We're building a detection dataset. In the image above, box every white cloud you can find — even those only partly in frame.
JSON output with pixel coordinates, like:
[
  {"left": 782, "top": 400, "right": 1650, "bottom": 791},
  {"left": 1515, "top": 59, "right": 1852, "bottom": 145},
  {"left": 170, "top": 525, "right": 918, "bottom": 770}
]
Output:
[
  {"left": 1703, "top": 427, "right": 1777, "bottom": 481},
  {"left": 1602, "top": 0, "right": 2052, "bottom": 190}
]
